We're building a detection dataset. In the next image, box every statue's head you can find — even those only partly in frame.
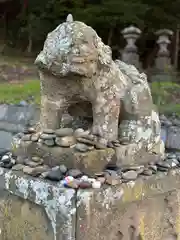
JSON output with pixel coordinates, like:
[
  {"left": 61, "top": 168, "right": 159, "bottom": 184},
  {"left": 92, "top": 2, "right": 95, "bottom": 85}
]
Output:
[{"left": 35, "top": 18, "right": 112, "bottom": 77}]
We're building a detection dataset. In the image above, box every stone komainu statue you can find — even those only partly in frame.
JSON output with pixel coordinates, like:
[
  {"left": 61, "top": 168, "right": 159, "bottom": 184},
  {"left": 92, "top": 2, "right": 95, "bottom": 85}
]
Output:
[{"left": 35, "top": 15, "right": 162, "bottom": 154}]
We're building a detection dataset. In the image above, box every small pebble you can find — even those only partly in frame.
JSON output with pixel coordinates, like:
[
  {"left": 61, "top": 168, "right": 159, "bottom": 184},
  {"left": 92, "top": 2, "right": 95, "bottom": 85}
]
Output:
[
  {"left": 64, "top": 180, "right": 79, "bottom": 189},
  {"left": 10, "top": 159, "right": 16, "bottom": 165},
  {"left": 165, "top": 159, "right": 178, "bottom": 168},
  {"left": 105, "top": 169, "right": 118, "bottom": 176},
  {"left": 27, "top": 127, "right": 36, "bottom": 134},
  {"left": 44, "top": 139, "right": 55, "bottom": 146},
  {"left": 112, "top": 140, "right": 120, "bottom": 144},
  {"left": 40, "top": 134, "right": 56, "bottom": 140},
  {"left": 136, "top": 168, "right": 144, "bottom": 175},
  {"left": 148, "top": 165, "right": 157, "bottom": 173},
  {"left": 12, "top": 164, "right": 25, "bottom": 171},
  {"left": 87, "top": 178, "right": 96, "bottom": 183},
  {"left": 24, "top": 159, "right": 43, "bottom": 167},
  {"left": 107, "top": 142, "right": 114, "bottom": 148},
  {"left": 78, "top": 181, "right": 92, "bottom": 189},
  {"left": 1, "top": 155, "right": 10, "bottom": 163},
  {"left": 95, "top": 172, "right": 105, "bottom": 177},
  {"left": 23, "top": 165, "right": 49, "bottom": 176},
  {"left": 43, "top": 129, "right": 55, "bottom": 134},
  {"left": 40, "top": 172, "right": 49, "bottom": 178},
  {"left": 32, "top": 156, "right": 42, "bottom": 162},
  {"left": 23, "top": 128, "right": 29, "bottom": 134},
  {"left": 122, "top": 170, "right": 138, "bottom": 180},
  {"left": 80, "top": 175, "right": 89, "bottom": 182},
  {"left": 59, "top": 164, "right": 68, "bottom": 174},
  {"left": 65, "top": 176, "right": 74, "bottom": 182},
  {"left": 81, "top": 134, "right": 95, "bottom": 141},
  {"left": 156, "top": 161, "right": 171, "bottom": 169},
  {"left": 113, "top": 143, "right": 121, "bottom": 147},
  {"left": 3, "top": 162, "right": 14, "bottom": 169},
  {"left": 166, "top": 153, "right": 176, "bottom": 159},
  {"left": 97, "top": 177, "right": 106, "bottom": 184},
  {"left": 55, "top": 128, "right": 74, "bottom": 137},
  {"left": 55, "top": 136, "right": 76, "bottom": 147},
  {"left": 31, "top": 134, "right": 40, "bottom": 142},
  {"left": 105, "top": 173, "right": 120, "bottom": 185},
  {"left": 67, "top": 169, "right": 83, "bottom": 178},
  {"left": 158, "top": 166, "right": 169, "bottom": 172},
  {"left": 45, "top": 167, "right": 63, "bottom": 181},
  {"left": 76, "top": 137, "right": 95, "bottom": 146},
  {"left": 92, "top": 181, "right": 101, "bottom": 189},
  {"left": 21, "top": 134, "right": 32, "bottom": 141},
  {"left": 141, "top": 169, "right": 153, "bottom": 176},
  {"left": 74, "top": 128, "right": 85, "bottom": 138},
  {"left": 75, "top": 143, "right": 93, "bottom": 152},
  {"left": 122, "top": 165, "right": 144, "bottom": 171}
]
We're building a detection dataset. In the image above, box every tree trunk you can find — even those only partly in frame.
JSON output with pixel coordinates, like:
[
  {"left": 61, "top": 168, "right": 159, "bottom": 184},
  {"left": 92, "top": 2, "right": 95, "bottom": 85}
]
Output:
[
  {"left": 174, "top": 26, "right": 179, "bottom": 69},
  {"left": 0, "top": 13, "right": 7, "bottom": 53},
  {"left": 27, "top": 32, "right": 32, "bottom": 53}
]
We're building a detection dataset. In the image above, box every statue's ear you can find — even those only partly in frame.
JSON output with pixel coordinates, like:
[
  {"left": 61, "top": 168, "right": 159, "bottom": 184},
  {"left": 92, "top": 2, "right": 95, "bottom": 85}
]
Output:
[{"left": 94, "top": 36, "right": 112, "bottom": 67}]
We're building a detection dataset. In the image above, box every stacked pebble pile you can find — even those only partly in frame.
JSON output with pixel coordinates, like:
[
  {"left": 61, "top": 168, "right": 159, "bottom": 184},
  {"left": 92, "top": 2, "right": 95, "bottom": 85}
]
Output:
[
  {"left": 1, "top": 146, "right": 179, "bottom": 189},
  {"left": 18, "top": 127, "right": 123, "bottom": 151}
]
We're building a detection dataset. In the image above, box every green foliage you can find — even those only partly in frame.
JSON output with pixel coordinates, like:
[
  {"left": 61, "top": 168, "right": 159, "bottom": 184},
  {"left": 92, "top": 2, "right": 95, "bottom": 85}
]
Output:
[
  {"left": 0, "top": 80, "right": 40, "bottom": 104},
  {"left": 3, "top": 0, "right": 180, "bottom": 52},
  {"left": 151, "top": 81, "right": 180, "bottom": 115}
]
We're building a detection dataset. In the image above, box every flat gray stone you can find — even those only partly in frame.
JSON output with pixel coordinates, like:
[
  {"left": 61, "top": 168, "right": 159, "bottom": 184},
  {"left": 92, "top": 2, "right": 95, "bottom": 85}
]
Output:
[
  {"left": 44, "top": 139, "right": 55, "bottom": 146},
  {"left": 40, "top": 134, "right": 56, "bottom": 140},
  {"left": 122, "top": 170, "right": 138, "bottom": 180},
  {"left": 55, "top": 128, "right": 74, "bottom": 137},
  {"left": 55, "top": 136, "right": 76, "bottom": 147}
]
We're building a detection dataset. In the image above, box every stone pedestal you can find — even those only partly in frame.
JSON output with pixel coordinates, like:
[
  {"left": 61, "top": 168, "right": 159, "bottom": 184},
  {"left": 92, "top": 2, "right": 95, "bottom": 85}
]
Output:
[
  {"left": 121, "top": 26, "right": 141, "bottom": 68},
  {"left": 14, "top": 141, "right": 116, "bottom": 176},
  {"left": 76, "top": 170, "right": 180, "bottom": 240},
  {"left": 1, "top": 168, "right": 180, "bottom": 239},
  {"left": 0, "top": 168, "right": 76, "bottom": 240},
  {"left": 14, "top": 141, "right": 163, "bottom": 176}
]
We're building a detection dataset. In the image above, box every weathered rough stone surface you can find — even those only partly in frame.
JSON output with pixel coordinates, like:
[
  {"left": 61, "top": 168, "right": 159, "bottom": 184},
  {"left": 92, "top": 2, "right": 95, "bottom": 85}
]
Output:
[
  {"left": 0, "top": 191, "right": 54, "bottom": 240},
  {"left": 76, "top": 170, "right": 180, "bottom": 240},
  {"left": 2, "top": 168, "right": 180, "bottom": 239},
  {"left": 34, "top": 17, "right": 162, "bottom": 163},
  {"left": 0, "top": 168, "right": 76, "bottom": 240},
  {"left": 14, "top": 142, "right": 116, "bottom": 175}
]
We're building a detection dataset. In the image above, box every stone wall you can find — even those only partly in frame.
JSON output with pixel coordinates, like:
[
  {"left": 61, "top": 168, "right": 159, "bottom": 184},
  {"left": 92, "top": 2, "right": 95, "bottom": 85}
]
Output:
[
  {"left": 0, "top": 104, "right": 39, "bottom": 152},
  {"left": 160, "top": 115, "right": 180, "bottom": 151},
  {"left": 1, "top": 167, "right": 180, "bottom": 239}
]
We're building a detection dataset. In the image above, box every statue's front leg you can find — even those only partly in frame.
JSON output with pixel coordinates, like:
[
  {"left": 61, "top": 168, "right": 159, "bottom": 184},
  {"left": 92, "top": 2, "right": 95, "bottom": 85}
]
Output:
[
  {"left": 40, "top": 96, "right": 68, "bottom": 130},
  {"left": 91, "top": 95, "right": 120, "bottom": 142}
]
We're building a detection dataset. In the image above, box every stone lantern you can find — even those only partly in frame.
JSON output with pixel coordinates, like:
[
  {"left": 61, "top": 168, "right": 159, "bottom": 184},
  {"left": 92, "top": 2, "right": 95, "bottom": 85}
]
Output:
[
  {"left": 121, "top": 25, "right": 142, "bottom": 68},
  {"left": 155, "top": 29, "right": 173, "bottom": 71}
]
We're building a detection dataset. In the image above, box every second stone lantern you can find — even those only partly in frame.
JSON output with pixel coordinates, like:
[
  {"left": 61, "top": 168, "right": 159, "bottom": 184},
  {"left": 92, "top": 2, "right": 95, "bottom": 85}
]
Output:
[{"left": 121, "top": 25, "right": 141, "bottom": 69}]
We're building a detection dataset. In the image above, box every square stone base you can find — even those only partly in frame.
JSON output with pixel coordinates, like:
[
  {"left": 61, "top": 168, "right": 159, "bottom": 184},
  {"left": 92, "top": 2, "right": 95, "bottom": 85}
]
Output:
[
  {"left": 14, "top": 142, "right": 116, "bottom": 175},
  {"left": 1, "top": 168, "right": 180, "bottom": 240},
  {"left": 14, "top": 141, "right": 163, "bottom": 175},
  {"left": 0, "top": 168, "right": 76, "bottom": 240}
]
